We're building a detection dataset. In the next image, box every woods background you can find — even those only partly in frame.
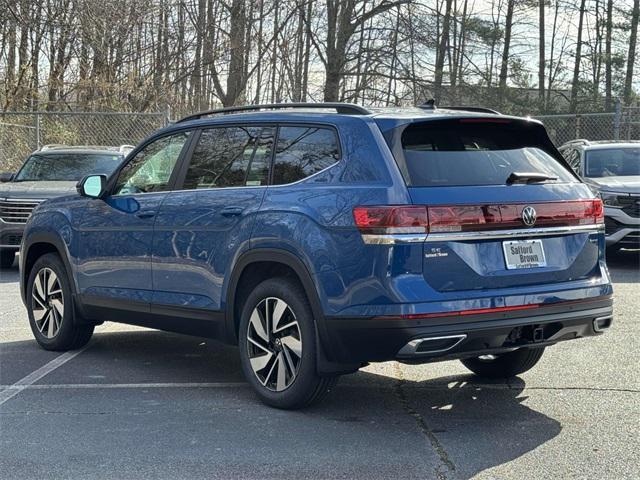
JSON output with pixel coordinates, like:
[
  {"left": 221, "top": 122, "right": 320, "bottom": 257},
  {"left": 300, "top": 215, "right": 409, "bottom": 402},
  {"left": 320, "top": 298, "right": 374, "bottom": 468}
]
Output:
[{"left": 0, "top": 0, "right": 639, "bottom": 117}]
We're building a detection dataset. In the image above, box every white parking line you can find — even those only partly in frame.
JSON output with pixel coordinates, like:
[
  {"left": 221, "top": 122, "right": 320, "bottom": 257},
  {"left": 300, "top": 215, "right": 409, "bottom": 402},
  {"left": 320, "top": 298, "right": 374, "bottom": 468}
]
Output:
[
  {"left": 0, "top": 382, "right": 248, "bottom": 390},
  {"left": 0, "top": 347, "right": 87, "bottom": 406}
]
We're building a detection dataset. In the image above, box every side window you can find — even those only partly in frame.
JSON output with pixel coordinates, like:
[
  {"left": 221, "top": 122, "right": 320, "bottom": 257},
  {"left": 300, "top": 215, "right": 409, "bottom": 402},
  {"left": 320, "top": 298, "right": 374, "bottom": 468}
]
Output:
[
  {"left": 273, "top": 126, "right": 340, "bottom": 185},
  {"left": 182, "top": 126, "right": 273, "bottom": 189},
  {"left": 114, "top": 132, "right": 190, "bottom": 195}
]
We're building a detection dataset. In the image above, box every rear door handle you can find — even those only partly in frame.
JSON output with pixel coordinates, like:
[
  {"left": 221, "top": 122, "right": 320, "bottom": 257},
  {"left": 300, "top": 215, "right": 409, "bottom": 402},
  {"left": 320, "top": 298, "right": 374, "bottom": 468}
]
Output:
[{"left": 221, "top": 206, "right": 245, "bottom": 217}]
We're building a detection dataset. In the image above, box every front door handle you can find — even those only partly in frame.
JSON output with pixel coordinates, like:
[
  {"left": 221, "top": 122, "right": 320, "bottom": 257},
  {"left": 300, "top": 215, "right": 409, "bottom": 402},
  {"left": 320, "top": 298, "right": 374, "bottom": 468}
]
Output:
[
  {"left": 136, "top": 211, "right": 156, "bottom": 219},
  {"left": 220, "top": 206, "right": 245, "bottom": 217}
]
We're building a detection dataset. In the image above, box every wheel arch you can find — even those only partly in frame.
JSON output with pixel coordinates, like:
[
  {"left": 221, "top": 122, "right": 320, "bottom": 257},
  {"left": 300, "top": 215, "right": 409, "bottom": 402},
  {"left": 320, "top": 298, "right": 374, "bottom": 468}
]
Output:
[
  {"left": 225, "top": 249, "right": 324, "bottom": 344},
  {"left": 21, "top": 232, "right": 76, "bottom": 305},
  {"left": 225, "top": 248, "right": 358, "bottom": 375}
]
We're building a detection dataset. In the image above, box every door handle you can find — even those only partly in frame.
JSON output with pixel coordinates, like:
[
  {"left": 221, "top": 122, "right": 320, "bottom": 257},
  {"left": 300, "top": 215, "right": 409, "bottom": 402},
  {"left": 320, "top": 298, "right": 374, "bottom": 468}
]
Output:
[
  {"left": 136, "top": 211, "right": 156, "bottom": 219},
  {"left": 220, "top": 206, "right": 245, "bottom": 217}
]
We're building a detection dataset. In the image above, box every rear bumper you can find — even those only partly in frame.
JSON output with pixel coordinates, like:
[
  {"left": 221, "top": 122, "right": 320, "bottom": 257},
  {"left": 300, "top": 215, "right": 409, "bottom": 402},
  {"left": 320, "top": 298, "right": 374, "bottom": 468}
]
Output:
[{"left": 323, "top": 297, "right": 613, "bottom": 364}]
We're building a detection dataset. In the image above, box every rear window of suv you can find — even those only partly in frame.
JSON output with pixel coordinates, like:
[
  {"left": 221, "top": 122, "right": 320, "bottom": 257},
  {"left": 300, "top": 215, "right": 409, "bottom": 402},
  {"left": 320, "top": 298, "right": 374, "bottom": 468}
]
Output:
[{"left": 399, "top": 120, "right": 576, "bottom": 186}]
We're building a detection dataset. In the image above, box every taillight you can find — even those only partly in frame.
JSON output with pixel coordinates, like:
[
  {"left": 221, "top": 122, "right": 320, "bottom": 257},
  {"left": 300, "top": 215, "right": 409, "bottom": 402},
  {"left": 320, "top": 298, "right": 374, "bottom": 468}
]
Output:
[
  {"left": 353, "top": 200, "right": 604, "bottom": 236},
  {"left": 590, "top": 199, "right": 605, "bottom": 224},
  {"left": 353, "top": 206, "right": 429, "bottom": 234}
]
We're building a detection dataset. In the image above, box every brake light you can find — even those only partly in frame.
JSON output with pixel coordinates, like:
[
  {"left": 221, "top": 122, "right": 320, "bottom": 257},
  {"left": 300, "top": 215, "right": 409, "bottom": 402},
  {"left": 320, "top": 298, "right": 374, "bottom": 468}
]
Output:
[
  {"left": 353, "top": 200, "right": 604, "bottom": 235},
  {"left": 353, "top": 206, "right": 429, "bottom": 234}
]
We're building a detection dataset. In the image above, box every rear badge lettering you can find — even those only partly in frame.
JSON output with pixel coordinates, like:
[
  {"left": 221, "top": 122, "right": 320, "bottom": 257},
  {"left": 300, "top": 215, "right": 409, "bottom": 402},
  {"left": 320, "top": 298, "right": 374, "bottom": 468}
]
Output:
[{"left": 425, "top": 247, "right": 449, "bottom": 258}]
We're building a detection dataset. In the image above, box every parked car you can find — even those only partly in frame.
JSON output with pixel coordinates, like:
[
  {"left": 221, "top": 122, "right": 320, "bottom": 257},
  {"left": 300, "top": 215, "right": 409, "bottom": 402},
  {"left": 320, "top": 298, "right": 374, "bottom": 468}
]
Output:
[
  {"left": 19, "top": 103, "right": 613, "bottom": 409},
  {"left": 0, "top": 145, "right": 132, "bottom": 268},
  {"left": 558, "top": 139, "right": 639, "bottom": 250}
]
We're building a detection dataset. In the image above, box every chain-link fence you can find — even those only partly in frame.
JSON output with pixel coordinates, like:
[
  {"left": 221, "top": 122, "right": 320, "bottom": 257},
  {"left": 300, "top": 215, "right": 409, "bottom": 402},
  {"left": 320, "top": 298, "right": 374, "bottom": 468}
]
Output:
[
  {"left": 0, "top": 111, "right": 168, "bottom": 172},
  {"left": 535, "top": 105, "right": 640, "bottom": 146},
  {"left": 2, "top": 106, "right": 639, "bottom": 172}
]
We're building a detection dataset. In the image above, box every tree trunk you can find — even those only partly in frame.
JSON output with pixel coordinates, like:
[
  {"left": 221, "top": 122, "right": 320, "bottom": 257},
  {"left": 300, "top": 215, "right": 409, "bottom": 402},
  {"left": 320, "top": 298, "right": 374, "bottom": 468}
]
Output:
[
  {"left": 605, "top": 0, "right": 613, "bottom": 110},
  {"left": 433, "top": 0, "right": 453, "bottom": 103},
  {"left": 498, "top": 0, "right": 515, "bottom": 107},
  {"left": 570, "top": 0, "right": 586, "bottom": 113},
  {"left": 226, "top": 0, "right": 246, "bottom": 106},
  {"left": 538, "top": 0, "right": 545, "bottom": 109},
  {"left": 624, "top": 0, "right": 640, "bottom": 104}
]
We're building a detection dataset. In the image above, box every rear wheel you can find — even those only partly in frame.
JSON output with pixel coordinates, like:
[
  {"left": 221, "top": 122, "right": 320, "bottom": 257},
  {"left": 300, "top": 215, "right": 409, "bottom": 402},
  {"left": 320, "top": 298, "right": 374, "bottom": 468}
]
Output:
[
  {"left": 238, "top": 277, "right": 336, "bottom": 409},
  {"left": 26, "top": 253, "right": 94, "bottom": 351},
  {"left": 0, "top": 249, "right": 15, "bottom": 268},
  {"left": 460, "top": 347, "right": 545, "bottom": 378}
]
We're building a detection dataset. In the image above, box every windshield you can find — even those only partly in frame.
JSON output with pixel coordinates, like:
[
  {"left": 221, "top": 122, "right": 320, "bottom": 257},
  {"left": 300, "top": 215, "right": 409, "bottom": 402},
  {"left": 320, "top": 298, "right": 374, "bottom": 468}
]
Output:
[
  {"left": 399, "top": 121, "right": 576, "bottom": 186},
  {"left": 585, "top": 148, "right": 640, "bottom": 178},
  {"left": 15, "top": 153, "right": 123, "bottom": 181}
]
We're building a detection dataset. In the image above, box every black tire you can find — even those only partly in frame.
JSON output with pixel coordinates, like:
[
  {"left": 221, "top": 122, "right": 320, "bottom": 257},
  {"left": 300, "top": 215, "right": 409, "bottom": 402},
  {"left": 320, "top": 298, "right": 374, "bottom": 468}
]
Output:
[
  {"left": 460, "top": 347, "right": 545, "bottom": 378},
  {"left": 0, "top": 249, "right": 15, "bottom": 268},
  {"left": 26, "top": 253, "right": 94, "bottom": 351},
  {"left": 238, "top": 277, "right": 337, "bottom": 409}
]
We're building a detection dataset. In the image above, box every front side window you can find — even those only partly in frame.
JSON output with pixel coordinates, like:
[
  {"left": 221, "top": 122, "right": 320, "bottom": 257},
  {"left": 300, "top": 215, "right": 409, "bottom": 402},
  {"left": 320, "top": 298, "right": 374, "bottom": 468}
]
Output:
[
  {"left": 272, "top": 126, "right": 340, "bottom": 185},
  {"left": 182, "top": 126, "right": 273, "bottom": 189},
  {"left": 585, "top": 148, "right": 640, "bottom": 178},
  {"left": 15, "top": 153, "right": 122, "bottom": 181},
  {"left": 114, "top": 132, "right": 190, "bottom": 195}
]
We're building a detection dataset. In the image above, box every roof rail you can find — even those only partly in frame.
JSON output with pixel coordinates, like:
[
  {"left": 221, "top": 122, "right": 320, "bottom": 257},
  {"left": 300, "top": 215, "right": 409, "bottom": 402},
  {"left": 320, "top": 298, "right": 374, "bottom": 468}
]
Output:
[
  {"left": 176, "top": 102, "right": 372, "bottom": 123},
  {"left": 440, "top": 106, "right": 502, "bottom": 114},
  {"left": 39, "top": 144, "right": 65, "bottom": 151}
]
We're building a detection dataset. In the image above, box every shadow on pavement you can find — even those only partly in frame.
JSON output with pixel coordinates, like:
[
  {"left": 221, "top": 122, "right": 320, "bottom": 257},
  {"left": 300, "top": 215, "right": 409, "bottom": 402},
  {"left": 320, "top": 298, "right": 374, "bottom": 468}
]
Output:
[
  {"left": 606, "top": 248, "right": 640, "bottom": 284},
  {"left": 1, "top": 329, "right": 561, "bottom": 479},
  {"left": 0, "top": 264, "right": 19, "bottom": 283}
]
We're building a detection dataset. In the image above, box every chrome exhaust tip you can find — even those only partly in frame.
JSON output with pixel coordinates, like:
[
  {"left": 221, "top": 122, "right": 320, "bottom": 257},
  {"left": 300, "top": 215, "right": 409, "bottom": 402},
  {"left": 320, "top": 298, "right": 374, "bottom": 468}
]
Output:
[
  {"left": 398, "top": 334, "right": 467, "bottom": 356},
  {"left": 593, "top": 315, "right": 613, "bottom": 333}
]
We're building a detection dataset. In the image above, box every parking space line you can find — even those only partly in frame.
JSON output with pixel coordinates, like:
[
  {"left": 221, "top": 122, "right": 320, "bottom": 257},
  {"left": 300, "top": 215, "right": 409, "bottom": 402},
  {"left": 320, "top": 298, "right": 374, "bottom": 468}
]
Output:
[
  {"left": 0, "top": 382, "right": 248, "bottom": 390},
  {"left": 0, "top": 347, "right": 88, "bottom": 406}
]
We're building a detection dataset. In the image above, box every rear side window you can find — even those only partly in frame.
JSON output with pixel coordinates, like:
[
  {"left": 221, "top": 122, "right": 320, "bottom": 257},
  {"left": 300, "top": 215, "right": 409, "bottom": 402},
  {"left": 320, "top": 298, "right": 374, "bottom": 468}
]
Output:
[
  {"left": 183, "top": 126, "right": 273, "bottom": 189},
  {"left": 399, "top": 120, "right": 576, "bottom": 186},
  {"left": 273, "top": 126, "right": 340, "bottom": 185}
]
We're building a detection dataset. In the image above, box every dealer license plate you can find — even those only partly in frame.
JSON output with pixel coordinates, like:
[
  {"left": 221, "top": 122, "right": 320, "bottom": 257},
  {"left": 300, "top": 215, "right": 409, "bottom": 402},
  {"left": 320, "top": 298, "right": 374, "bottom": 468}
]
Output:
[{"left": 502, "top": 239, "right": 547, "bottom": 270}]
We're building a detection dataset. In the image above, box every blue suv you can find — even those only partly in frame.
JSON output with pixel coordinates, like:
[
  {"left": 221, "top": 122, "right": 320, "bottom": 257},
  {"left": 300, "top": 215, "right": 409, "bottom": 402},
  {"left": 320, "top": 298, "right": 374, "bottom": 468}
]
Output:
[{"left": 19, "top": 103, "right": 613, "bottom": 409}]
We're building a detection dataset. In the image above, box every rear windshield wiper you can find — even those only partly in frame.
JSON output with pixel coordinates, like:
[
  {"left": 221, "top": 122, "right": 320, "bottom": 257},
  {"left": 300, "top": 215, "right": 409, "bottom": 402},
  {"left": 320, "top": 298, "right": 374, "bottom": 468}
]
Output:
[{"left": 506, "top": 172, "right": 558, "bottom": 184}]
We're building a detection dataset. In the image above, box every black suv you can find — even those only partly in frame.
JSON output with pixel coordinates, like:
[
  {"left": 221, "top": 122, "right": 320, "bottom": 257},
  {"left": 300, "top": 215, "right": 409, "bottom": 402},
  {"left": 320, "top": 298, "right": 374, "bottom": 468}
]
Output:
[{"left": 0, "top": 145, "right": 131, "bottom": 267}]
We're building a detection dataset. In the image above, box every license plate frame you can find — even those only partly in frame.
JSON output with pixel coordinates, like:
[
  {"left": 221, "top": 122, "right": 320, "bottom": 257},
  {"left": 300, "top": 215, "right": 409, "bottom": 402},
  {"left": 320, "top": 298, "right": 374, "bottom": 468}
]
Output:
[{"left": 502, "top": 239, "right": 547, "bottom": 270}]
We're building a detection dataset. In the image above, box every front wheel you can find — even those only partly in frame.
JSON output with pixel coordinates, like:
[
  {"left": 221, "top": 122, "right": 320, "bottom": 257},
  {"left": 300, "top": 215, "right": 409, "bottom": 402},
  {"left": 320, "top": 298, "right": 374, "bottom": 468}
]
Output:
[
  {"left": 238, "top": 277, "right": 336, "bottom": 409},
  {"left": 460, "top": 347, "right": 545, "bottom": 378},
  {"left": 26, "top": 253, "right": 94, "bottom": 351}
]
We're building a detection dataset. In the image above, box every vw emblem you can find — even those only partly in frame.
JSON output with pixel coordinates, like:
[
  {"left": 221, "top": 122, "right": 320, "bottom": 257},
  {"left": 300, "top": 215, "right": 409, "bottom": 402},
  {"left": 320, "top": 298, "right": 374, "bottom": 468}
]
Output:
[{"left": 522, "top": 206, "right": 537, "bottom": 227}]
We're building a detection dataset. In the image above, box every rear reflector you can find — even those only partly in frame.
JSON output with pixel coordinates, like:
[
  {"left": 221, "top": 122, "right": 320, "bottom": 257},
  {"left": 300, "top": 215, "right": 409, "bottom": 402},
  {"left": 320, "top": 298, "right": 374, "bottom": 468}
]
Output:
[
  {"left": 400, "top": 303, "right": 540, "bottom": 320},
  {"left": 353, "top": 200, "right": 604, "bottom": 235}
]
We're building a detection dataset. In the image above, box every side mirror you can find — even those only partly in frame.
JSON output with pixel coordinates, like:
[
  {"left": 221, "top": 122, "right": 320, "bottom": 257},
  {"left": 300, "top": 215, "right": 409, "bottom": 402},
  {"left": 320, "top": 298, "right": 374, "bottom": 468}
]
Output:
[
  {"left": 0, "top": 172, "right": 14, "bottom": 182},
  {"left": 77, "top": 174, "right": 106, "bottom": 198}
]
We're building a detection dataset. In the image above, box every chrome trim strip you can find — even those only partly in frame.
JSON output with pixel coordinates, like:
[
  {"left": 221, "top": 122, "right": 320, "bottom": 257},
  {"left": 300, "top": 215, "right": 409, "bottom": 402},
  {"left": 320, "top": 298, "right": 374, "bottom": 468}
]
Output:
[
  {"left": 425, "top": 224, "right": 604, "bottom": 242},
  {"left": 362, "top": 224, "right": 603, "bottom": 244},
  {"left": 398, "top": 334, "right": 467, "bottom": 356},
  {"left": 0, "top": 198, "right": 45, "bottom": 203},
  {"left": 362, "top": 233, "right": 427, "bottom": 244}
]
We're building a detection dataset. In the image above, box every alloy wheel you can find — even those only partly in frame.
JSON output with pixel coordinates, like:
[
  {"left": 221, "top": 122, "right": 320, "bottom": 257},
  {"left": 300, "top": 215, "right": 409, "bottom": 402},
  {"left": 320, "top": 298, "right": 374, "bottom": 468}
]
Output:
[
  {"left": 246, "top": 297, "right": 302, "bottom": 392},
  {"left": 31, "top": 267, "right": 64, "bottom": 338}
]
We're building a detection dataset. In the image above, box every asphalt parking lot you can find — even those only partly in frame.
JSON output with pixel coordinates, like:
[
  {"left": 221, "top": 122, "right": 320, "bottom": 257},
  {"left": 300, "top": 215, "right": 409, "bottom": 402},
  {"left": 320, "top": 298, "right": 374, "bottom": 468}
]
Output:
[{"left": 0, "top": 252, "right": 638, "bottom": 480}]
